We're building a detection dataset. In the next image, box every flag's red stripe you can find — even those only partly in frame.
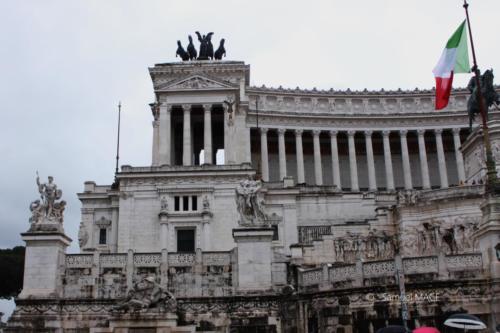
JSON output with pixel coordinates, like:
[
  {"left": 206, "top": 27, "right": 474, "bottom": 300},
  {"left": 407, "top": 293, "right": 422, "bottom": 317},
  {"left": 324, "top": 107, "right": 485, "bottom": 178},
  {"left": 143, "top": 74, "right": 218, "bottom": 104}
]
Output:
[{"left": 435, "top": 72, "right": 454, "bottom": 110}]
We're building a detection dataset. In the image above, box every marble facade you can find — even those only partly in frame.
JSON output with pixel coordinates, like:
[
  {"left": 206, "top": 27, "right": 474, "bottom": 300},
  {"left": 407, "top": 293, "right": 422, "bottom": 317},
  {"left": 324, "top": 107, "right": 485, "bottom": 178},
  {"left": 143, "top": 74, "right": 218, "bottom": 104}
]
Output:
[{"left": 7, "top": 60, "right": 500, "bottom": 333}]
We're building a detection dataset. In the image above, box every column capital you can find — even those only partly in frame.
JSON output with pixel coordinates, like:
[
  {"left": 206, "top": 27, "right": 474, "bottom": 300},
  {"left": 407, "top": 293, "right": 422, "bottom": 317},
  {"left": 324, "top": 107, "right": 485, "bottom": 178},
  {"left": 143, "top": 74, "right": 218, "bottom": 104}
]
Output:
[
  {"left": 347, "top": 130, "right": 356, "bottom": 137},
  {"left": 295, "top": 129, "right": 303, "bottom": 136},
  {"left": 312, "top": 129, "right": 321, "bottom": 136},
  {"left": 434, "top": 128, "right": 443, "bottom": 135},
  {"left": 364, "top": 130, "right": 373, "bottom": 137},
  {"left": 260, "top": 127, "right": 269, "bottom": 134},
  {"left": 203, "top": 104, "right": 212, "bottom": 111},
  {"left": 399, "top": 129, "right": 408, "bottom": 136},
  {"left": 182, "top": 104, "right": 192, "bottom": 112},
  {"left": 329, "top": 130, "right": 338, "bottom": 137},
  {"left": 452, "top": 127, "right": 461, "bottom": 135},
  {"left": 277, "top": 128, "right": 287, "bottom": 135},
  {"left": 417, "top": 129, "right": 426, "bottom": 136},
  {"left": 160, "top": 103, "right": 173, "bottom": 112},
  {"left": 152, "top": 120, "right": 159, "bottom": 128},
  {"left": 382, "top": 130, "right": 391, "bottom": 137}
]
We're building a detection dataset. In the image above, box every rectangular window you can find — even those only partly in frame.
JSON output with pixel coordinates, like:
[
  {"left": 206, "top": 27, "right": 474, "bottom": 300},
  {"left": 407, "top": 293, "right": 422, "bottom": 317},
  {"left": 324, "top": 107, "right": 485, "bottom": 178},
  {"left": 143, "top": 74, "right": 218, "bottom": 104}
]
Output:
[
  {"left": 99, "top": 228, "right": 107, "bottom": 245},
  {"left": 177, "top": 229, "right": 195, "bottom": 252},
  {"left": 271, "top": 225, "right": 279, "bottom": 241},
  {"left": 174, "top": 196, "right": 180, "bottom": 211},
  {"left": 183, "top": 196, "right": 189, "bottom": 211},
  {"left": 192, "top": 196, "right": 198, "bottom": 211}
]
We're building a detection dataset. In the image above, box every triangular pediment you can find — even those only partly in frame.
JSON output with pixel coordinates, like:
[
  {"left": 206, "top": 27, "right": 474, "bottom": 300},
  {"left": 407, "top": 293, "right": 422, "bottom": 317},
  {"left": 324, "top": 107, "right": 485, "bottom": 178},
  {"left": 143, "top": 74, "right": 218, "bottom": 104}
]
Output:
[{"left": 157, "top": 75, "right": 237, "bottom": 92}]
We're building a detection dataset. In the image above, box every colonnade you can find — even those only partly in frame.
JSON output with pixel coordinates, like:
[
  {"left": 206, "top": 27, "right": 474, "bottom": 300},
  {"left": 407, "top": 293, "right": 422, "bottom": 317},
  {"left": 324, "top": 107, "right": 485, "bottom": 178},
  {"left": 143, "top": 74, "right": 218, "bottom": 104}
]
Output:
[
  {"left": 257, "top": 128, "right": 466, "bottom": 191},
  {"left": 154, "top": 104, "right": 216, "bottom": 166}
]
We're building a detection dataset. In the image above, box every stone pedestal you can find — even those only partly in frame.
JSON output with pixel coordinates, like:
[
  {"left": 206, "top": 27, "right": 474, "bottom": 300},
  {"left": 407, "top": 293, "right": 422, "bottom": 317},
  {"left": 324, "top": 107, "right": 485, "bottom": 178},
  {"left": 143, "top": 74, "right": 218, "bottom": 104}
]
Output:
[
  {"left": 233, "top": 228, "right": 274, "bottom": 292},
  {"left": 101, "top": 313, "right": 193, "bottom": 333},
  {"left": 18, "top": 229, "right": 71, "bottom": 299}
]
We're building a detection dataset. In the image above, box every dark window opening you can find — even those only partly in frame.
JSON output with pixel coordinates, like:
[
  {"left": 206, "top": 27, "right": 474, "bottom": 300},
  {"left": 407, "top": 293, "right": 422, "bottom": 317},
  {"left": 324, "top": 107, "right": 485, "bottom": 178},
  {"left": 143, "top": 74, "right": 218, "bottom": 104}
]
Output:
[
  {"left": 99, "top": 228, "right": 107, "bottom": 245},
  {"left": 192, "top": 196, "right": 198, "bottom": 211},
  {"left": 177, "top": 229, "right": 195, "bottom": 252},
  {"left": 174, "top": 196, "right": 180, "bottom": 211},
  {"left": 271, "top": 225, "right": 279, "bottom": 241},
  {"left": 183, "top": 196, "right": 189, "bottom": 211}
]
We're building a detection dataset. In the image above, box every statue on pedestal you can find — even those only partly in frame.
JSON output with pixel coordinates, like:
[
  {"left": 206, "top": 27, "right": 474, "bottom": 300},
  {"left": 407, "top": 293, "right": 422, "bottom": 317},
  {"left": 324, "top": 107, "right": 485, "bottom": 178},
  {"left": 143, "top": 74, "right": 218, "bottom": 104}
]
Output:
[
  {"left": 114, "top": 276, "right": 176, "bottom": 313},
  {"left": 29, "top": 173, "right": 66, "bottom": 228},
  {"left": 467, "top": 69, "right": 500, "bottom": 129},
  {"left": 235, "top": 178, "right": 269, "bottom": 226}
]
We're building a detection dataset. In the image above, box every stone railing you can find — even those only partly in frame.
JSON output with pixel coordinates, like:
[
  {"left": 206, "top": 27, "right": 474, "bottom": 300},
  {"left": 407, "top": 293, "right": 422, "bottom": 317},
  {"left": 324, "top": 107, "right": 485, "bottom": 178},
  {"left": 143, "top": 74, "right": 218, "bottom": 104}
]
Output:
[
  {"left": 298, "top": 226, "right": 332, "bottom": 244},
  {"left": 120, "top": 163, "right": 253, "bottom": 173},
  {"left": 418, "top": 185, "right": 484, "bottom": 203},
  {"left": 63, "top": 250, "right": 234, "bottom": 299},
  {"left": 297, "top": 253, "right": 484, "bottom": 291}
]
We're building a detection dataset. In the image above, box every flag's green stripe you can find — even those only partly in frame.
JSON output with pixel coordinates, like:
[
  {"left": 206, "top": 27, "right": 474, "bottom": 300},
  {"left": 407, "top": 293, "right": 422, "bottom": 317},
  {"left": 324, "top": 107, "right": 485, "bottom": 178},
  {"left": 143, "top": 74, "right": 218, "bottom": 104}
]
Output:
[
  {"left": 454, "top": 22, "right": 470, "bottom": 73},
  {"left": 446, "top": 20, "right": 466, "bottom": 49}
]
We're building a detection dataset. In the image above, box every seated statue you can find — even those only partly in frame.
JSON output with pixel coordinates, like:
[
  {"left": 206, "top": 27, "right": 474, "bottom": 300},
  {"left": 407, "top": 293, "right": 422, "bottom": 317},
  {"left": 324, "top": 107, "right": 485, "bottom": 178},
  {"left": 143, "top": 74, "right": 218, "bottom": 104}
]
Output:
[{"left": 114, "top": 276, "right": 176, "bottom": 313}]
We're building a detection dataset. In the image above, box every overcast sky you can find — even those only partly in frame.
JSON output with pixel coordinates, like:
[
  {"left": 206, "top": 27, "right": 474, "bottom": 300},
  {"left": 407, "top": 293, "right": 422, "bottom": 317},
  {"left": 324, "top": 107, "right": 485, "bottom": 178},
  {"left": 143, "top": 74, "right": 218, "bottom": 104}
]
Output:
[{"left": 1, "top": 0, "right": 500, "bottom": 255}]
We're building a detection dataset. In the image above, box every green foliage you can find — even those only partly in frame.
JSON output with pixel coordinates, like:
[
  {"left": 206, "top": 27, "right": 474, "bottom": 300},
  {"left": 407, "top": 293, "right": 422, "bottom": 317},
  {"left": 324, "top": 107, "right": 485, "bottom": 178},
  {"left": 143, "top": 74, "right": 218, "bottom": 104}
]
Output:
[{"left": 0, "top": 246, "right": 25, "bottom": 299}]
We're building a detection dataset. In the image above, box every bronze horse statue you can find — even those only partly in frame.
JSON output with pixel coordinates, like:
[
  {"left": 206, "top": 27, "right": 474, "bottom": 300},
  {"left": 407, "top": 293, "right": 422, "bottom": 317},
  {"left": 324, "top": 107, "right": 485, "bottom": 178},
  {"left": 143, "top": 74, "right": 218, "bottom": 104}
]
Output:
[{"left": 467, "top": 69, "right": 500, "bottom": 129}]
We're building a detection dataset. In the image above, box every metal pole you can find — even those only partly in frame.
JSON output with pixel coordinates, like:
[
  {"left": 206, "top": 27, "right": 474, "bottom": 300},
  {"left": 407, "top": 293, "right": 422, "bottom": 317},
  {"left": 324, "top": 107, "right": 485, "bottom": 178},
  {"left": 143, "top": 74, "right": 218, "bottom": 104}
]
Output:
[
  {"left": 463, "top": 0, "right": 498, "bottom": 190},
  {"left": 115, "top": 101, "right": 121, "bottom": 175}
]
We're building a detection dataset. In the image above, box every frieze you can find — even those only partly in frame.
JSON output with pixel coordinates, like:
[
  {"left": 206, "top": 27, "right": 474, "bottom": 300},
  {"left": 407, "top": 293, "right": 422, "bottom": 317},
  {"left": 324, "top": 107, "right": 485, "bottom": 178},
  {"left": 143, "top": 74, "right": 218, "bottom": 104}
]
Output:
[
  {"left": 202, "top": 252, "right": 231, "bottom": 266},
  {"left": 445, "top": 253, "right": 483, "bottom": 271},
  {"left": 66, "top": 254, "right": 94, "bottom": 268},
  {"left": 329, "top": 265, "right": 357, "bottom": 282},
  {"left": 402, "top": 256, "right": 438, "bottom": 275},
  {"left": 100, "top": 254, "right": 127, "bottom": 268},
  {"left": 133, "top": 253, "right": 162, "bottom": 267},
  {"left": 168, "top": 253, "right": 196, "bottom": 266},
  {"left": 362, "top": 260, "right": 395, "bottom": 278},
  {"left": 301, "top": 268, "right": 323, "bottom": 286}
]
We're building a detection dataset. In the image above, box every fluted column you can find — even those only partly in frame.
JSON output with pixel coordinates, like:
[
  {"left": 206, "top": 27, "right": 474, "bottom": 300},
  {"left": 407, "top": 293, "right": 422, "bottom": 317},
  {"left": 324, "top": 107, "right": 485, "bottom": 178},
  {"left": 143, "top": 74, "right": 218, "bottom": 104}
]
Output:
[
  {"left": 260, "top": 128, "right": 269, "bottom": 182},
  {"left": 452, "top": 128, "right": 466, "bottom": 183},
  {"left": 182, "top": 105, "right": 192, "bottom": 166},
  {"left": 417, "top": 129, "right": 431, "bottom": 189},
  {"left": 152, "top": 119, "right": 160, "bottom": 166},
  {"left": 313, "top": 130, "right": 323, "bottom": 185},
  {"left": 295, "top": 129, "right": 305, "bottom": 184},
  {"left": 278, "top": 128, "right": 287, "bottom": 180},
  {"left": 203, "top": 104, "right": 213, "bottom": 164},
  {"left": 329, "top": 130, "right": 341, "bottom": 189},
  {"left": 400, "top": 130, "right": 412, "bottom": 189},
  {"left": 364, "top": 130, "right": 377, "bottom": 191},
  {"left": 382, "top": 131, "right": 395, "bottom": 190},
  {"left": 158, "top": 104, "right": 171, "bottom": 165},
  {"left": 347, "top": 130, "right": 359, "bottom": 191},
  {"left": 435, "top": 129, "right": 449, "bottom": 188}
]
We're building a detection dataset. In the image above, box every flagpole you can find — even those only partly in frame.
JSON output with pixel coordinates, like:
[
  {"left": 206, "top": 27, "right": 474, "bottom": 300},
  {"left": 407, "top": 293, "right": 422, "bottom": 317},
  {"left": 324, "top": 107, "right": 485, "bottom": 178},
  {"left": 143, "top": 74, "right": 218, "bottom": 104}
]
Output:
[
  {"left": 463, "top": 0, "right": 498, "bottom": 190},
  {"left": 115, "top": 101, "right": 122, "bottom": 175}
]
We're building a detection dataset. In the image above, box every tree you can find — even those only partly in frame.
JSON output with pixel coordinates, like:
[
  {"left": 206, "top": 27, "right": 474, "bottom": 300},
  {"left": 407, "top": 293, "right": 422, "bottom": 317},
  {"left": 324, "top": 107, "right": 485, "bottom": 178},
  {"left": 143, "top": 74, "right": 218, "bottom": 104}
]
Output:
[{"left": 0, "top": 246, "right": 25, "bottom": 298}]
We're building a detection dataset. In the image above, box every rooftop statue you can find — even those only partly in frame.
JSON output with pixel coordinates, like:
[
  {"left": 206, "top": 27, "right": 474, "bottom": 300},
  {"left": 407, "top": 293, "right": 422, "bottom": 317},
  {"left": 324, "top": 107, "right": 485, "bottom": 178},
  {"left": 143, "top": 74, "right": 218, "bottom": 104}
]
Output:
[
  {"left": 235, "top": 178, "right": 269, "bottom": 226},
  {"left": 467, "top": 69, "right": 500, "bottom": 129},
  {"left": 30, "top": 173, "right": 66, "bottom": 230},
  {"left": 174, "top": 32, "right": 226, "bottom": 61}
]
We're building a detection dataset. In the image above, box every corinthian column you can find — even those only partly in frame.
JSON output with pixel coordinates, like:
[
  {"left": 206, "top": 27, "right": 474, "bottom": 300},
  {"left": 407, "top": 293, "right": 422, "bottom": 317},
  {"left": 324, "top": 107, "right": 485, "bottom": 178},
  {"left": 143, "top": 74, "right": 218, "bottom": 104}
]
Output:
[
  {"left": 417, "top": 129, "right": 431, "bottom": 189},
  {"left": 452, "top": 128, "right": 466, "bottom": 184},
  {"left": 203, "top": 104, "right": 213, "bottom": 164},
  {"left": 347, "top": 130, "right": 359, "bottom": 191},
  {"left": 260, "top": 128, "right": 269, "bottom": 182},
  {"left": 295, "top": 129, "right": 305, "bottom": 184},
  {"left": 182, "top": 105, "right": 192, "bottom": 166},
  {"left": 382, "top": 131, "right": 395, "bottom": 190},
  {"left": 435, "top": 129, "right": 449, "bottom": 188},
  {"left": 158, "top": 104, "right": 171, "bottom": 165},
  {"left": 400, "top": 130, "right": 412, "bottom": 190},
  {"left": 329, "top": 130, "right": 341, "bottom": 189},
  {"left": 364, "top": 130, "right": 377, "bottom": 191},
  {"left": 313, "top": 130, "right": 323, "bottom": 185},
  {"left": 152, "top": 119, "right": 159, "bottom": 166},
  {"left": 278, "top": 128, "right": 287, "bottom": 180}
]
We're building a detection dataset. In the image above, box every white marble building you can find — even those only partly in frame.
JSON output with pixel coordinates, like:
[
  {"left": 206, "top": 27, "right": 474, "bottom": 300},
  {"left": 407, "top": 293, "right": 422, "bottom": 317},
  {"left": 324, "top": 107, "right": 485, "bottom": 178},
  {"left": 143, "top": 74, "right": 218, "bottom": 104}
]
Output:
[{"left": 7, "top": 60, "right": 500, "bottom": 333}]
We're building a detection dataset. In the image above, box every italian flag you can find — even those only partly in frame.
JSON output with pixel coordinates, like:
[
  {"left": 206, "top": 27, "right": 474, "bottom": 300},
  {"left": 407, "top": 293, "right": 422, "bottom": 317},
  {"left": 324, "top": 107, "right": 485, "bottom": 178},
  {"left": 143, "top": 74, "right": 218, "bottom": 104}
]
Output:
[{"left": 433, "top": 20, "right": 471, "bottom": 110}]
